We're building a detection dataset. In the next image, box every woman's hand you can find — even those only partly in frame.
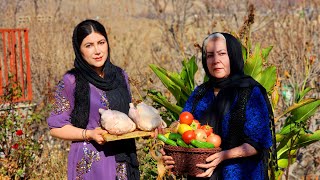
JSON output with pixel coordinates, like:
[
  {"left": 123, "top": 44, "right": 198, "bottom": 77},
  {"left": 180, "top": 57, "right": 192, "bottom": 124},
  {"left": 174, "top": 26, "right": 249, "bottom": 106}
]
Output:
[
  {"left": 152, "top": 126, "right": 166, "bottom": 139},
  {"left": 160, "top": 148, "right": 175, "bottom": 170},
  {"left": 86, "top": 128, "right": 108, "bottom": 145},
  {"left": 195, "top": 151, "right": 225, "bottom": 178},
  {"left": 196, "top": 143, "right": 258, "bottom": 177}
]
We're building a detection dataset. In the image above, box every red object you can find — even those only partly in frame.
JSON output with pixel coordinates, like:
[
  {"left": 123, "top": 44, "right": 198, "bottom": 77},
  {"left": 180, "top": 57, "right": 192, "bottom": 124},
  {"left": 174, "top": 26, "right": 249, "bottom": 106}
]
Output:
[
  {"left": 12, "top": 143, "right": 19, "bottom": 149},
  {"left": 0, "top": 29, "right": 32, "bottom": 102},
  {"left": 16, "top": 129, "right": 23, "bottom": 136},
  {"left": 200, "top": 125, "right": 214, "bottom": 136},
  {"left": 182, "top": 130, "right": 196, "bottom": 144},
  {"left": 179, "top": 111, "right": 194, "bottom": 125},
  {"left": 206, "top": 134, "right": 222, "bottom": 148}
]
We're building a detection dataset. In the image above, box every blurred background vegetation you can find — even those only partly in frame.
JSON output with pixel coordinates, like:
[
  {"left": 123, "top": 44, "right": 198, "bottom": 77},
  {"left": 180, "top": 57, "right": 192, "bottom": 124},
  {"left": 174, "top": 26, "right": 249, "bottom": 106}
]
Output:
[{"left": 0, "top": 0, "right": 319, "bottom": 179}]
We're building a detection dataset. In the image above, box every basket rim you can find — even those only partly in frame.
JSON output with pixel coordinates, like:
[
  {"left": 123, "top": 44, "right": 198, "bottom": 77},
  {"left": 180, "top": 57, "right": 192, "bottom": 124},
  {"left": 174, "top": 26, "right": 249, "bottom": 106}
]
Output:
[{"left": 163, "top": 144, "right": 221, "bottom": 153}]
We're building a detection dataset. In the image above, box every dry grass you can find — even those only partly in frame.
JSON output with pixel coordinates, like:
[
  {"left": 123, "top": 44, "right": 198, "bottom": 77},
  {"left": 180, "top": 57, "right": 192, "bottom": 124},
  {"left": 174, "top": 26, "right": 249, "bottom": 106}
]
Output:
[{"left": 0, "top": 0, "right": 319, "bottom": 179}]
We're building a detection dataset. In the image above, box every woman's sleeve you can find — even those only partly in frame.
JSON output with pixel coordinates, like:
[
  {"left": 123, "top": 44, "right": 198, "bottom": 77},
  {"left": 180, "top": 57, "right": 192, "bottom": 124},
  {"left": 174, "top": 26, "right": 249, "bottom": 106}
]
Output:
[
  {"left": 182, "top": 86, "right": 200, "bottom": 118},
  {"left": 244, "top": 86, "right": 273, "bottom": 150},
  {"left": 47, "top": 74, "right": 75, "bottom": 129}
]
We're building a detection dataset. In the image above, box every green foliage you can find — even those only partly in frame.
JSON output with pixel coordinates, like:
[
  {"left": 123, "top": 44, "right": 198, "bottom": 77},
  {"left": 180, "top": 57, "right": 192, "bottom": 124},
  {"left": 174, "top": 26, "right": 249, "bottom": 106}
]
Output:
[
  {"left": 273, "top": 55, "right": 320, "bottom": 179},
  {"left": 0, "top": 76, "right": 46, "bottom": 179},
  {"left": 147, "top": 39, "right": 319, "bottom": 179},
  {"left": 148, "top": 56, "right": 199, "bottom": 122},
  {"left": 137, "top": 138, "right": 159, "bottom": 180},
  {"left": 274, "top": 90, "right": 320, "bottom": 178},
  {"left": 243, "top": 44, "right": 276, "bottom": 93}
]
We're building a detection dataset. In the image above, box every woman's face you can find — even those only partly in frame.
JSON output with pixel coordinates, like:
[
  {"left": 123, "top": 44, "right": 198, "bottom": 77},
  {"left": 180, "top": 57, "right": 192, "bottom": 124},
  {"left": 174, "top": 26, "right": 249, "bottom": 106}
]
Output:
[
  {"left": 80, "top": 32, "right": 108, "bottom": 74},
  {"left": 206, "top": 38, "right": 230, "bottom": 79}
]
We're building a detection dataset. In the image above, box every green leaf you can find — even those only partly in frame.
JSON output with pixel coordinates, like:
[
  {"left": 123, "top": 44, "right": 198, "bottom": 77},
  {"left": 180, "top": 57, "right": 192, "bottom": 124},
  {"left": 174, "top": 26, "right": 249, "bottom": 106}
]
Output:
[
  {"left": 244, "top": 44, "right": 263, "bottom": 78},
  {"left": 261, "top": 46, "right": 273, "bottom": 62},
  {"left": 258, "top": 66, "right": 277, "bottom": 93},
  {"left": 275, "top": 98, "right": 318, "bottom": 122},
  {"left": 294, "top": 130, "right": 320, "bottom": 147},
  {"left": 277, "top": 158, "right": 289, "bottom": 168},
  {"left": 288, "top": 99, "right": 320, "bottom": 124},
  {"left": 277, "top": 130, "right": 320, "bottom": 159},
  {"left": 296, "top": 87, "right": 313, "bottom": 102},
  {"left": 276, "top": 129, "right": 304, "bottom": 158},
  {"left": 149, "top": 64, "right": 173, "bottom": 90},
  {"left": 181, "top": 56, "right": 197, "bottom": 91},
  {"left": 276, "top": 134, "right": 285, "bottom": 142},
  {"left": 147, "top": 90, "right": 183, "bottom": 115},
  {"left": 166, "top": 71, "right": 191, "bottom": 100},
  {"left": 278, "top": 123, "right": 299, "bottom": 135},
  {"left": 149, "top": 64, "right": 186, "bottom": 103},
  {"left": 242, "top": 45, "right": 248, "bottom": 62}
]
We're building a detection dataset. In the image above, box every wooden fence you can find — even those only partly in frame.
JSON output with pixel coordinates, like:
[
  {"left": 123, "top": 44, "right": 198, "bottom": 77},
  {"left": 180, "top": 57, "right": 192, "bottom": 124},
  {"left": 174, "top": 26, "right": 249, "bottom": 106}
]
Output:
[{"left": 0, "top": 29, "right": 32, "bottom": 102}]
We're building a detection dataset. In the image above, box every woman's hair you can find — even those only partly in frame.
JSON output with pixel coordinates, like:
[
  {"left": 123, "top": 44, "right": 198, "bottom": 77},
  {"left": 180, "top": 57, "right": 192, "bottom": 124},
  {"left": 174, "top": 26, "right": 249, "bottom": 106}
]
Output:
[
  {"left": 202, "top": 33, "right": 226, "bottom": 57},
  {"left": 202, "top": 32, "right": 244, "bottom": 79},
  {"left": 72, "top": 19, "right": 110, "bottom": 61}
]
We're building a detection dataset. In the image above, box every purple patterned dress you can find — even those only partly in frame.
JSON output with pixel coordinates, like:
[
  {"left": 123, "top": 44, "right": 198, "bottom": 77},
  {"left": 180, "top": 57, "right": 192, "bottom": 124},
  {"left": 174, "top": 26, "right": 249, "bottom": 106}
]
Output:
[{"left": 47, "top": 72, "right": 130, "bottom": 180}]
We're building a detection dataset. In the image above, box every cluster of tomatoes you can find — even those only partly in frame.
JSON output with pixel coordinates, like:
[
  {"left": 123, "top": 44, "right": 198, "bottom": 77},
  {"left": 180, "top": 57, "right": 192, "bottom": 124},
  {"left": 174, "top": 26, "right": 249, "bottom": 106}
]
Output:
[{"left": 177, "top": 111, "right": 221, "bottom": 147}]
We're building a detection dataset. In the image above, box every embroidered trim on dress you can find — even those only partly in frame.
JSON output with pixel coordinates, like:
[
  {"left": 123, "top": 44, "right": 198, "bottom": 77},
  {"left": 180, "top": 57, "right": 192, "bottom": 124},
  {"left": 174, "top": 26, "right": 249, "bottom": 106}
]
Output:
[
  {"left": 99, "top": 91, "right": 110, "bottom": 109},
  {"left": 76, "top": 142, "right": 100, "bottom": 180},
  {"left": 52, "top": 80, "right": 70, "bottom": 114},
  {"left": 116, "top": 162, "right": 127, "bottom": 180}
]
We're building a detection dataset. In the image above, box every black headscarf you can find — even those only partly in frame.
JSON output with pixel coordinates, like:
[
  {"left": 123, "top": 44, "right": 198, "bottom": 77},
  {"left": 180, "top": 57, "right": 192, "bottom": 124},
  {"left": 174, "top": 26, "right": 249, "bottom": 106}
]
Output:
[
  {"left": 69, "top": 19, "right": 139, "bottom": 179},
  {"left": 193, "top": 32, "right": 261, "bottom": 127},
  {"left": 191, "top": 32, "right": 277, "bottom": 179}
]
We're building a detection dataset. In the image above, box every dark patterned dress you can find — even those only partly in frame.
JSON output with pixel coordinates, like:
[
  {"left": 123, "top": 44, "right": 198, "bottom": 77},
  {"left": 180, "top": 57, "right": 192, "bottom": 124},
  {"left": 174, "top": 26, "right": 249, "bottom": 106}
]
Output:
[{"left": 183, "top": 86, "right": 273, "bottom": 180}]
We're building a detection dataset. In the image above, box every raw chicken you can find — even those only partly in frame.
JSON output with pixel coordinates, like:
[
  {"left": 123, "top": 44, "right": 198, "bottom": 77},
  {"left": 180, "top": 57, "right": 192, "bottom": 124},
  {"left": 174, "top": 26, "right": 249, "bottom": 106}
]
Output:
[
  {"left": 99, "top": 108, "right": 136, "bottom": 135},
  {"left": 129, "top": 102, "right": 167, "bottom": 131}
]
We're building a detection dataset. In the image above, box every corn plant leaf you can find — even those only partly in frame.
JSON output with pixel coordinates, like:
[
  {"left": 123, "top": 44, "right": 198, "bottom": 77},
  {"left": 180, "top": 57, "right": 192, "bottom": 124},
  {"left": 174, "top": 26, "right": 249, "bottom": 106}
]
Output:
[
  {"left": 296, "top": 87, "right": 313, "bottom": 102},
  {"left": 149, "top": 64, "right": 174, "bottom": 90},
  {"left": 276, "top": 134, "right": 285, "bottom": 143},
  {"left": 277, "top": 159, "right": 289, "bottom": 168},
  {"left": 294, "top": 130, "right": 320, "bottom": 147},
  {"left": 277, "top": 131, "right": 297, "bottom": 153},
  {"left": 258, "top": 66, "right": 277, "bottom": 93},
  {"left": 274, "top": 98, "right": 318, "bottom": 122},
  {"left": 244, "top": 44, "right": 262, "bottom": 79},
  {"left": 277, "top": 130, "right": 320, "bottom": 158},
  {"left": 242, "top": 45, "right": 248, "bottom": 63},
  {"left": 181, "top": 56, "right": 197, "bottom": 91},
  {"left": 149, "top": 64, "right": 186, "bottom": 103},
  {"left": 261, "top": 46, "right": 273, "bottom": 62},
  {"left": 147, "top": 90, "right": 182, "bottom": 115},
  {"left": 166, "top": 71, "right": 191, "bottom": 101},
  {"left": 278, "top": 123, "right": 300, "bottom": 135},
  {"left": 287, "top": 99, "right": 320, "bottom": 124}
]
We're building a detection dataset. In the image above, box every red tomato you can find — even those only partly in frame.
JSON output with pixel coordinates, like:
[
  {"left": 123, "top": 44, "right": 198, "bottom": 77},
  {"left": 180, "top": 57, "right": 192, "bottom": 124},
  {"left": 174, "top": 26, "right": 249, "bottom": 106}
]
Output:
[
  {"left": 190, "top": 119, "right": 201, "bottom": 130},
  {"left": 182, "top": 130, "right": 196, "bottom": 144},
  {"left": 200, "top": 125, "right": 213, "bottom": 136},
  {"left": 179, "top": 111, "right": 194, "bottom": 125},
  {"left": 206, "top": 134, "right": 221, "bottom": 147},
  {"left": 194, "top": 129, "right": 207, "bottom": 142}
]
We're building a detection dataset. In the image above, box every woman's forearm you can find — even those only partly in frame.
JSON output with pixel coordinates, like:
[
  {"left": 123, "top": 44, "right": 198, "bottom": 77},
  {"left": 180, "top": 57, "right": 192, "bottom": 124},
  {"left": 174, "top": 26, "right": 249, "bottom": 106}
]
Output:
[
  {"left": 50, "top": 124, "right": 88, "bottom": 141},
  {"left": 221, "top": 143, "right": 258, "bottom": 161}
]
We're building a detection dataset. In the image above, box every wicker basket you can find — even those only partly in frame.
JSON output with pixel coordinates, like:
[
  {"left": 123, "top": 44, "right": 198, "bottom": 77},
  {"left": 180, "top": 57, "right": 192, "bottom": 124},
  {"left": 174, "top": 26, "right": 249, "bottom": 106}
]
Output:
[{"left": 163, "top": 145, "right": 221, "bottom": 176}]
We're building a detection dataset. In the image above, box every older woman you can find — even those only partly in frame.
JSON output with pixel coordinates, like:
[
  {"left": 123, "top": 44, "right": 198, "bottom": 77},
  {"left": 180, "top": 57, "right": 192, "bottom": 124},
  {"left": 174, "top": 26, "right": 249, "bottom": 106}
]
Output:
[
  {"left": 47, "top": 19, "right": 139, "bottom": 180},
  {"left": 162, "top": 32, "right": 277, "bottom": 180}
]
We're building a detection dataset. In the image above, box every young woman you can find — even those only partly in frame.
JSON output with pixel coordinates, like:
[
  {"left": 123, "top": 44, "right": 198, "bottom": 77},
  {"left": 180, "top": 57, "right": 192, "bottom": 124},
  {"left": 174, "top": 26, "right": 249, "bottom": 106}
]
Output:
[{"left": 47, "top": 19, "right": 139, "bottom": 180}]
